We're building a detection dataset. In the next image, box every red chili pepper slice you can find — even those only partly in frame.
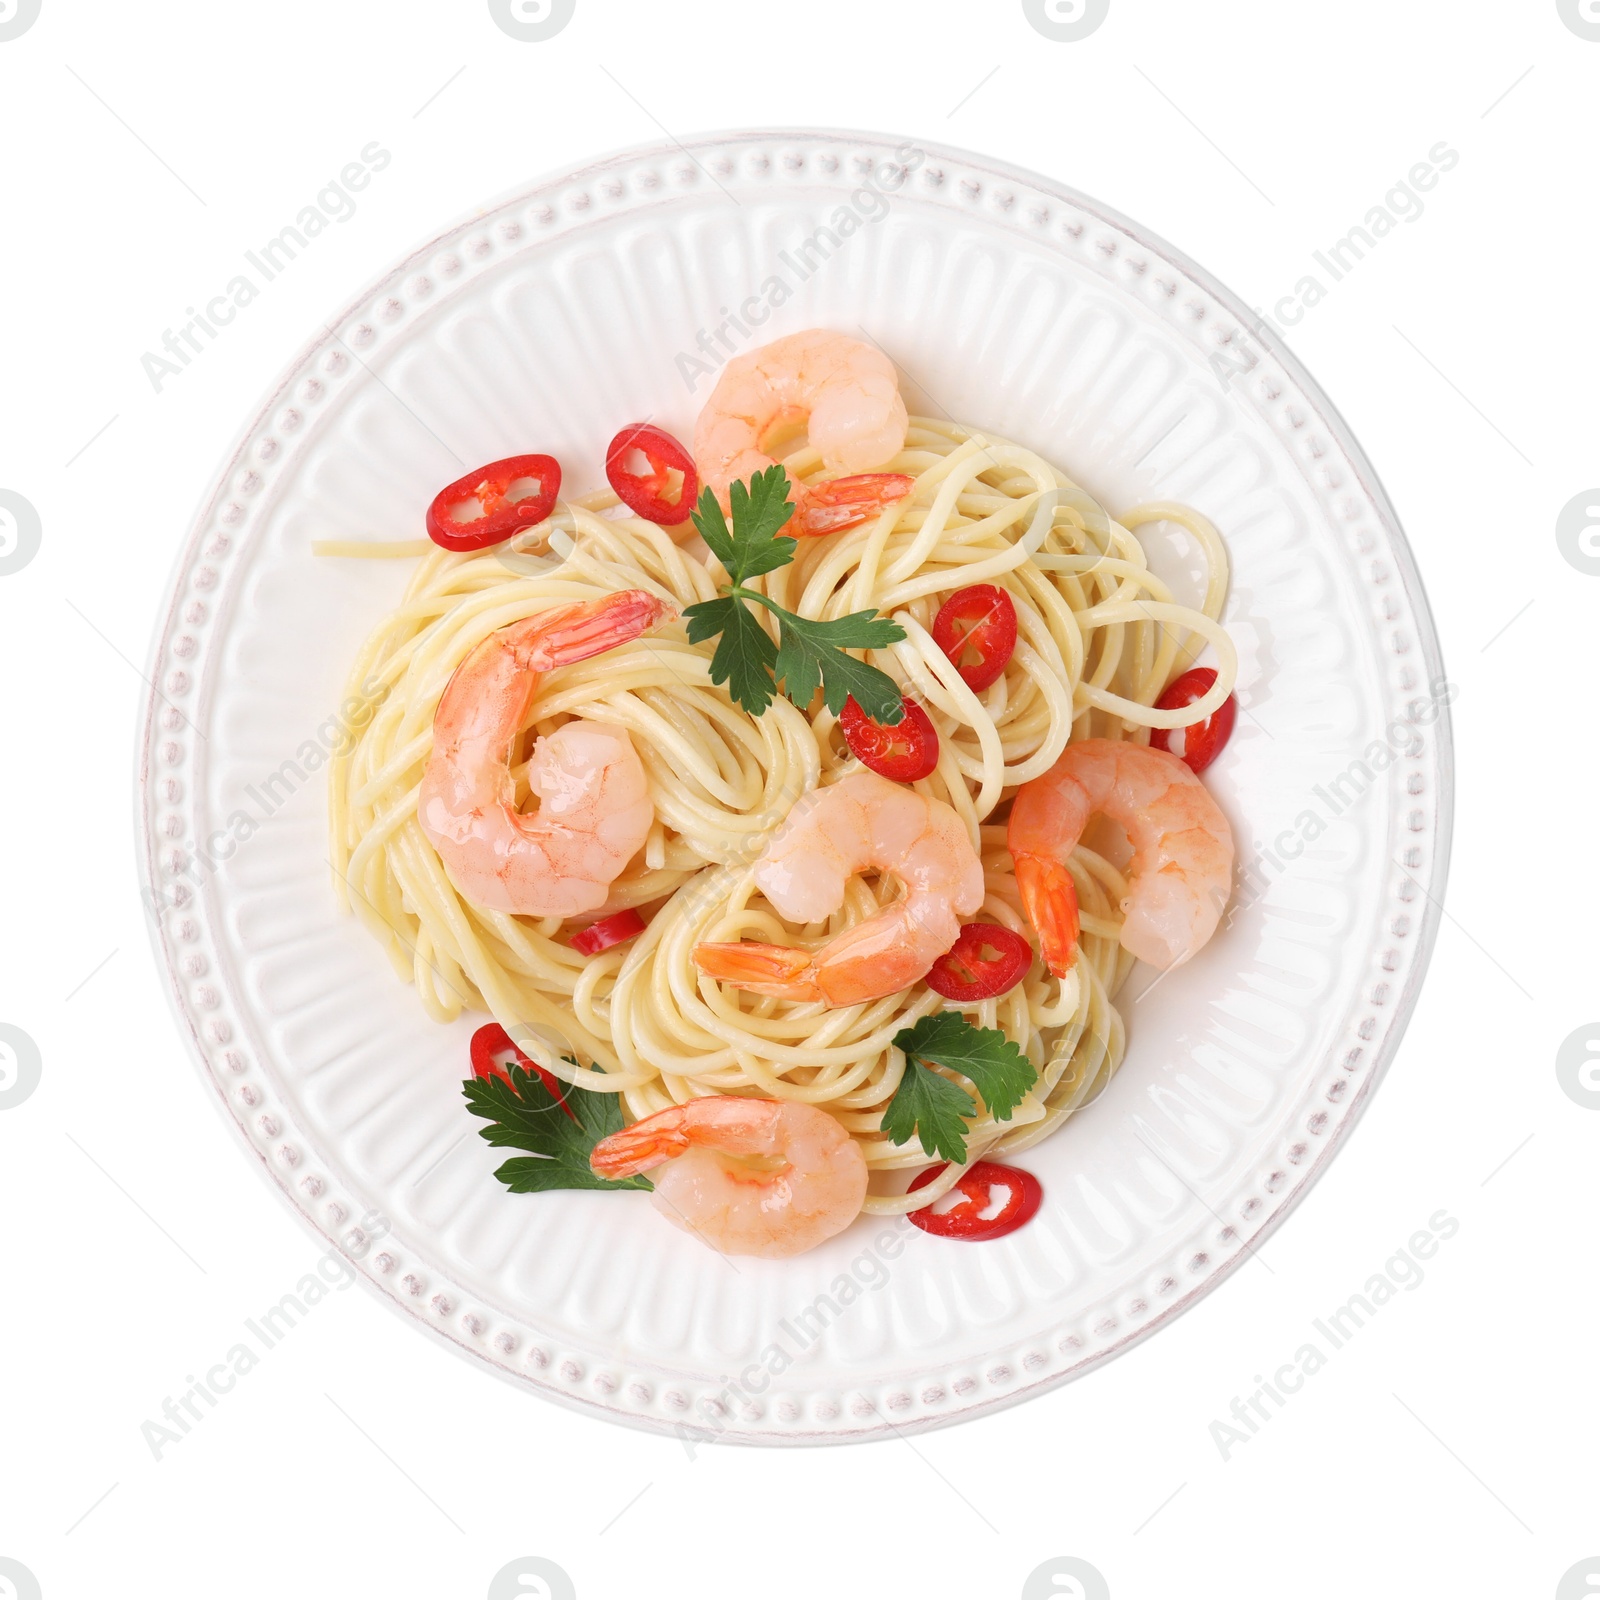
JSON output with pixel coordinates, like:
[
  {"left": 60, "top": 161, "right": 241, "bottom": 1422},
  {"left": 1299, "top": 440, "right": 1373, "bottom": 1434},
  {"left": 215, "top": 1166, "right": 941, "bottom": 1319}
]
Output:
[
  {"left": 931, "top": 584, "right": 1018, "bottom": 692},
  {"left": 907, "top": 1160, "right": 1043, "bottom": 1241},
  {"left": 925, "top": 922, "right": 1033, "bottom": 1002},
  {"left": 839, "top": 694, "right": 939, "bottom": 782},
  {"left": 468, "top": 1021, "right": 574, "bottom": 1119},
  {"left": 1149, "top": 666, "right": 1237, "bottom": 774},
  {"left": 426, "top": 454, "right": 562, "bottom": 551},
  {"left": 568, "top": 907, "right": 646, "bottom": 957},
  {"left": 605, "top": 424, "right": 700, "bottom": 526}
]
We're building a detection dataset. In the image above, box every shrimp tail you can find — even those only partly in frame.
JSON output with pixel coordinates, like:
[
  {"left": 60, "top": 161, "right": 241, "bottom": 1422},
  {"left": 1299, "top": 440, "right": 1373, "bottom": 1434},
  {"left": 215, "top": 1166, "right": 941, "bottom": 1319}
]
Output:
[
  {"left": 692, "top": 942, "right": 823, "bottom": 1001},
  {"left": 793, "top": 474, "right": 915, "bottom": 537},
  {"left": 589, "top": 1113, "right": 692, "bottom": 1179},
  {"left": 1013, "top": 853, "right": 1080, "bottom": 978},
  {"left": 520, "top": 589, "right": 674, "bottom": 671}
]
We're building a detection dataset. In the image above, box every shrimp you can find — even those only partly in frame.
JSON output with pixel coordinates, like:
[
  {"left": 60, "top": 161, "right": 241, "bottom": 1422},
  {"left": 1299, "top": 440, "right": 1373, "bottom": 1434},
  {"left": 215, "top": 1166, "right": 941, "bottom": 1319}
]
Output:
[
  {"left": 589, "top": 1096, "right": 867, "bottom": 1258},
  {"left": 1008, "top": 738, "right": 1234, "bottom": 975},
  {"left": 693, "top": 770, "right": 985, "bottom": 1006},
  {"left": 693, "top": 329, "right": 915, "bottom": 537},
  {"left": 418, "top": 590, "right": 673, "bottom": 917}
]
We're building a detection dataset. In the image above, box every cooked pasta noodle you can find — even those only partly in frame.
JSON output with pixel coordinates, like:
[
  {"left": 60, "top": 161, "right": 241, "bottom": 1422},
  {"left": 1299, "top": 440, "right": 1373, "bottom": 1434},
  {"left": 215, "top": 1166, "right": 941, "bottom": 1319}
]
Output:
[{"left": 329, "top": 417, "right": 1233, "bottom": 1215}]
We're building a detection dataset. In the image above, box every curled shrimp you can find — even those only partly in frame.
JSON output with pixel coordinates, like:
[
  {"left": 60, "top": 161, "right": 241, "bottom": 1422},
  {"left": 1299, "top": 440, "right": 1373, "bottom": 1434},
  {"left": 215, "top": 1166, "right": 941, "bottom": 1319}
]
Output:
[
  {"left": 589, "top": 1096, "right": 867, "bottom": 1258},
  {"left": 694, "top": 770, "right": 985, "bottom": 1007},
  {"left": 418, "top": 590, "right": 673, "bottom": 917},
  {"left": 693, "top": 329, "right": 915, "bottom": 536},
  {"left": 1008, "top": 738, "right": 1234, "bottom": 975}
]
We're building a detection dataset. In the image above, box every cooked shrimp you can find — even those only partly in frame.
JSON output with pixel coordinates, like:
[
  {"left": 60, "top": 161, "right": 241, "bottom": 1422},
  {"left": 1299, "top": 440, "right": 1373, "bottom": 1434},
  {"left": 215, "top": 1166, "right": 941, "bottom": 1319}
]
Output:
[
  {"left": 693, "top": 329, "right": 914, "bottom": 536},
  {"left": 1008, "top": 738, "right": 1234, "bottom": 975},
  {"left": 694, "top": 770, "right": 984, "bottom": 1006},
  {"left": 589, "top": 1096, "right": 867, "bottom": 1257},
  {"left": 418, "top": 590, "right": 672, "bottom": 916}
]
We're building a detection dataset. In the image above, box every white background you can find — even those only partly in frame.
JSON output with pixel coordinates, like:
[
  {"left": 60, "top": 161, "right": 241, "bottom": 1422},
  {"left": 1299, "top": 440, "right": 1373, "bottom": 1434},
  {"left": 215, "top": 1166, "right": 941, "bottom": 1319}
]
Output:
[{"left": 1, "top": 2, "right": 1595, "bottom": 1597}]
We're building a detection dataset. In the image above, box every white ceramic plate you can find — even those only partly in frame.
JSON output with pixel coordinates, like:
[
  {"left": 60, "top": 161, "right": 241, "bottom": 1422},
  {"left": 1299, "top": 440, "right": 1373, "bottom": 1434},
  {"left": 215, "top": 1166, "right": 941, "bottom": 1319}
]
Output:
[{"left": 137, "top": 129, "right": 1451, "bottom": 1443}]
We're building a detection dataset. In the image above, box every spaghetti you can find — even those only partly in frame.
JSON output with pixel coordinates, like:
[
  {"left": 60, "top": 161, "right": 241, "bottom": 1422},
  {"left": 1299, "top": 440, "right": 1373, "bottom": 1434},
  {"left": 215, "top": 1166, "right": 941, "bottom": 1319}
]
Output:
[{"left": 329, "top": 415, "right": 1235, "bottom": 1221}]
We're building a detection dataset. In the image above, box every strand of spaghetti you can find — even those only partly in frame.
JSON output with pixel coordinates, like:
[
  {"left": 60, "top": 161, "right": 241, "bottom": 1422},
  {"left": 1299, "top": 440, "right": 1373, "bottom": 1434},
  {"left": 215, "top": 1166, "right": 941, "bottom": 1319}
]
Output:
[
  {"left": 884, "top": 614, "right": 1008, "bottom": 826},
  {"left": 1074, "top": 601, "right": 1238, "bottom": 725},
  {"left": 845, "top": 434, "right": 996, "bottom": 610},
  {"left": 870, "top": 488, "right": 1059, "bottom": 610},
  {"left": 883, "top": 441, "right": 1043, "bottom": 587}
]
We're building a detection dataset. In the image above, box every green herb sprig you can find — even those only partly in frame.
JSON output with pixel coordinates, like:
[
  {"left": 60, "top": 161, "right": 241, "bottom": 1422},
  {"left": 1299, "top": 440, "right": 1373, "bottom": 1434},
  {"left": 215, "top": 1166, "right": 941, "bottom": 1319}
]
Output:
[
  {"left": 881, "top": 1012, "right": 1039, "bottom": 1164},
  {"left": 463, "top": 1061, "right": 651, "bottom": 1193},
  {"left": 682, "top": 466, "right": 907, "bottom": 723}
]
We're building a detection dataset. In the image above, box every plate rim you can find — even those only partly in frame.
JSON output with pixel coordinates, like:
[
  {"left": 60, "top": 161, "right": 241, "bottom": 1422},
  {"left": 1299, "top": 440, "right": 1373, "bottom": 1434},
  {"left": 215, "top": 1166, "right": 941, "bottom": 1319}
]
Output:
[{"left": 134, "top": 125, "right": 1454, "bottom": 1444}]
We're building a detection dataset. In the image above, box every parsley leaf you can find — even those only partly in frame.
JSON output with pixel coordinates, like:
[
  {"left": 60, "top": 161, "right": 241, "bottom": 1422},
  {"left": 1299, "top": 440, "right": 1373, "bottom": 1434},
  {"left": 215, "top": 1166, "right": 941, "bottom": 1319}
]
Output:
[
  {"left": 881, "top": 1012, "right": 1039, "bottom": 1164},
  {"left": 895, "top": 1012, "right": 1039, "bottom": 1121},
  {"left": 463, "top": 1061, "right": 651, "bottom": 1193},
  {"left": 691, "top": 466, "right": 796, "bottom": 584},
  {"left": 684, "top": 594, "right": 779, "bottom": 718},
  {"left": 690, "top": 495, "right": 737, "bottom": 572},
  {"left": 771, "top": 608, "right": 909, "bottom": 721},
  {"left": 881, "top": 1059, "right": 978, "bottom": 1164},
  {"left": 685, "top": 464, "right": 908, "bottom": 723}
]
